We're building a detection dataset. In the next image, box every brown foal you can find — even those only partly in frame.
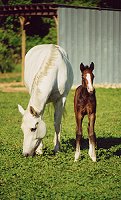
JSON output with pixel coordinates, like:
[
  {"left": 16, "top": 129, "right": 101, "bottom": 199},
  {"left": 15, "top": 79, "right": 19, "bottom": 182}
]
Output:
[{"left": 74, "top": 62, "right": 96, "bottom": 162}]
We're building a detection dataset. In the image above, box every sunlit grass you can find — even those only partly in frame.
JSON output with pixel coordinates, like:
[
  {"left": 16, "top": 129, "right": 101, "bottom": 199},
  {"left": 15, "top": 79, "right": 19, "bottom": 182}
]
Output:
[{"left": 0, "top": 89, "right": 121, "bottom": 200}]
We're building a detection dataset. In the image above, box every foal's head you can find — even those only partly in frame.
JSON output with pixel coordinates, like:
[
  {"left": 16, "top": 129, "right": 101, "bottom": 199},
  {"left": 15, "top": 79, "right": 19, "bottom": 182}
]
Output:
[{"left": 80, "top": 62, "right": 95, "bottom": 94}]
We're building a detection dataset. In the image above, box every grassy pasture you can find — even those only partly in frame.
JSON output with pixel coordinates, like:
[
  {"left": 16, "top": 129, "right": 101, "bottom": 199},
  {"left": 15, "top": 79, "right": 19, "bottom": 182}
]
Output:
[{"left": 0, "top": 89, "right": 121, "bottom": 200}]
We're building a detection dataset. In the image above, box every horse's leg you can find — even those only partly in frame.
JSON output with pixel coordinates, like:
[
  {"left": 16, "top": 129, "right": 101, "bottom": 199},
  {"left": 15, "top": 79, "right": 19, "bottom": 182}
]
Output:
[
  {"left": 53, "top": 97, "right": 66, "bottom": 153},
  {"left": 74, "top": 113, "right": 83, "bottom": 162},
  {"left": 88, "top": 113, "right": 96, "bottom": 162},
  {"left": 35, "top": 140, "right": 43, "bottom": 155}
]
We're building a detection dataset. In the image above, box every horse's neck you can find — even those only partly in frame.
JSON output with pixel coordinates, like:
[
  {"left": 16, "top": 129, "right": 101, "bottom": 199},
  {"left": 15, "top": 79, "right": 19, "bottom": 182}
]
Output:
[{"left": 28, "top": 87, "right": 45, "bottom": 115}]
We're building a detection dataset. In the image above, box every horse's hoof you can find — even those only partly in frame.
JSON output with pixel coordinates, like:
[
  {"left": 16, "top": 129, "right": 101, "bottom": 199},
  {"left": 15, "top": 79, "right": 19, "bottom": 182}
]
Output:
[
  {"left": 36, "top": 149, "right": 43, "bottom": 155},
  {"left": 54, "top": 144, "right": 60, "bottom": 153}
]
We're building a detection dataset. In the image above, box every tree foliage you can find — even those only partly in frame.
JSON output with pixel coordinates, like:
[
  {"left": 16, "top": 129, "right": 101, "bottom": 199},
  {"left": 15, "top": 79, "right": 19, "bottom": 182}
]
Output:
[{"left": 98, "top": 0, "right": 121, "bottom": 9}]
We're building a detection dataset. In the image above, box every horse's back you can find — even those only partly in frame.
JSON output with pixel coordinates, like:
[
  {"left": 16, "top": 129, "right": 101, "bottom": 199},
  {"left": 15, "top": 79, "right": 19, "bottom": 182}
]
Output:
[
  {"left": 24, "top": 44, "right": 53, "bottom": 92},
  {"left": 24, "top": 44, "right": 73, "bottom": 95}
]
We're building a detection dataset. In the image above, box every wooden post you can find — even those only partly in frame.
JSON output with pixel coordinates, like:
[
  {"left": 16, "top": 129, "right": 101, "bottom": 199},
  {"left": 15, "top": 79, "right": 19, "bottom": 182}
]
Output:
[
  {"left": 53, "top": 16, "right": 58, "bottom": 45},
  {"left": 19, "top": 16, "right": 26, "bottom": 84}
]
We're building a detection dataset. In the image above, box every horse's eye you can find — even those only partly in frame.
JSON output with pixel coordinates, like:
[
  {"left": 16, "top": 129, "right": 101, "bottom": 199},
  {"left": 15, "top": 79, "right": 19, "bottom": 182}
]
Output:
[
  {"left": 30, "top": 127, "right": 37, "bottom": 132},
  {"left": 30, "top": 122, "right": 39, "bottom": 132}
]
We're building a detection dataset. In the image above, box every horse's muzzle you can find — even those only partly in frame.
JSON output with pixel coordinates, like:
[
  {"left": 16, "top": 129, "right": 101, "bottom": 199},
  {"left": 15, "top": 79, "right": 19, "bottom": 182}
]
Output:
[{"left": 23, "top": 153, "right": 29, "bottom": 157}]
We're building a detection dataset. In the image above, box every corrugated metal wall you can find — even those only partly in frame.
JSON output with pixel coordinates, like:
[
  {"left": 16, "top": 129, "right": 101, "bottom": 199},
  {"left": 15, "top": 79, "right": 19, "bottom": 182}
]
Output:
[{"left": 58, "top": 7, "right": 121, "bottom": 85}]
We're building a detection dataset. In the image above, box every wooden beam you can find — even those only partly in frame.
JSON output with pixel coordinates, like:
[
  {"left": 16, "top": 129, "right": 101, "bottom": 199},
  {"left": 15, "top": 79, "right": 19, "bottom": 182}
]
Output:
[
  {"left": 19, "top": 16, "right": 26, "bottom": 84},
  {"left": 0, "top": 4, "right": 58, "bottom": 17},
  {"left": 53, "top": 16, "right": 58, "bottom": 44}
]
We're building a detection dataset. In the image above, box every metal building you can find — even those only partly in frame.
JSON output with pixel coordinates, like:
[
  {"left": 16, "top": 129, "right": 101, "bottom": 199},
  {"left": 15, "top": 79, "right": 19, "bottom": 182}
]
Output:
[{"left": 58, "top": 6, "right": 121, "bottom": 86}]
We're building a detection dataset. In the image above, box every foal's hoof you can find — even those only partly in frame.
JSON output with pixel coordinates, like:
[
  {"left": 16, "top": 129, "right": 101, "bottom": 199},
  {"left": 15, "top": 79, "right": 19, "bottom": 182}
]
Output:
[
  {"left": 91, "top": 156, "right": 96, "bottom": 162},
  {"left": 89, "top": 151, "right": 96, "bottom": 162},
  {"left": 74, "top": 151, "right": 80, "bottom": 162}
]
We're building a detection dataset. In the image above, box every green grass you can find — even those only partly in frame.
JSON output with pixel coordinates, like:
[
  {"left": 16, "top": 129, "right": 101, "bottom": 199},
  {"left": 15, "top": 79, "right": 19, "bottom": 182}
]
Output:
[
  {"left": 0, "top": 76, "right": 21, "bottom": 83},
  {"left": 0, "top": 89, "right": 121, "bottom": 200}
]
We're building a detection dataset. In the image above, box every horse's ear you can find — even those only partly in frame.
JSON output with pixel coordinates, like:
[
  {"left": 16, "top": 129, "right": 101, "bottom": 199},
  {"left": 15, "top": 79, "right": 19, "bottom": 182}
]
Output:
[
  {"left": 90, "top": 62, "right": 94, "bottom": 71},
  {"left": 30, "top": 106, "right": 39, "bottom": 117},
  {"left": 80, "top": 63, "right": 85, "bottom": 72},
  {"left": 18, "top": 104, "right": 25, "bottom": 116}
]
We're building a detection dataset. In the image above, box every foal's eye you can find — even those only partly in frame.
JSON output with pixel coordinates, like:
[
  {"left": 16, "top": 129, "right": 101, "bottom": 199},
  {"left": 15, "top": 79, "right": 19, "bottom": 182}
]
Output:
[{"left": 30, "top": 127, "right": 37, "bottom": 132}]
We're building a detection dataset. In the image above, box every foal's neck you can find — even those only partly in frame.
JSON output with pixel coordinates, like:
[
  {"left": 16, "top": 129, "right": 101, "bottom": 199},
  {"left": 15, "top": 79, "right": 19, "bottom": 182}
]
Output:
[
  {"left": 81, "top": 84, "right": 95, "bottom": 97},
  {"left": 81, "top": 86, "right": 88, "bottom": 96}
]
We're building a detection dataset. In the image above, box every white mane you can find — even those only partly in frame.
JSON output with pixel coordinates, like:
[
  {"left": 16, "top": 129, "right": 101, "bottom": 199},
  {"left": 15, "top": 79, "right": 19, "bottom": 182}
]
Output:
[{"left": 31, "top": 44, "right": 58, "bottom": 92}]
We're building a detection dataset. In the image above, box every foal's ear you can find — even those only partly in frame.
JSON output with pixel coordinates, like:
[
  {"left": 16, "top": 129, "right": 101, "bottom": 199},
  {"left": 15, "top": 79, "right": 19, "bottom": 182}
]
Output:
[
  {"left": 30, "top": 106, "right": 39, "bottom": 117},
  {"left": 18, "top": 104, "right": 25, "bottom": 116},
  {"left": 90, "top": 62, "right": 94, "bottom": 71},
  {"left": 80, "top": 63, "right": 85, "bottom": 72}
]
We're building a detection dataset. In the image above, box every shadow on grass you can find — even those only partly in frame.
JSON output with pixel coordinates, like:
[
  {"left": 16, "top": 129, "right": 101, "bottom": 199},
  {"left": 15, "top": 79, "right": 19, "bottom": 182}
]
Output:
[
  {"left": 61, "top": 138, "right": 87, "bottom": 152},
  {"left": 61, "top": 136, "right": 121, "bottom": 157},
  {"left": 97, "top": 137, "right": 121, "bottom": 149},
  {"left": 97, "top": 137, "right": 121, "bottom": 158},
  {"left": 41, "top": 137, "right": 121, "bottom": 160}
]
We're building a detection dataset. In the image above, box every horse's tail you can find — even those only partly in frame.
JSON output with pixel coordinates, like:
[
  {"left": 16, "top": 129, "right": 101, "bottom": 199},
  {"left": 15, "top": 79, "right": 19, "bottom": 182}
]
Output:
[{"left": 46, "top": 102, "right": 67, "bottom": 121}]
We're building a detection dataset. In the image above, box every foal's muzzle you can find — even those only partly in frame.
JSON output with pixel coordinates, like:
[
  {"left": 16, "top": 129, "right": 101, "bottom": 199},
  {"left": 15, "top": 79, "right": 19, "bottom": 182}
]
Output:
[
  {"left": 87, "top": 87, "right": 94, "bottom": 94},
  {"left": 89, "top": 90, "right": 94, "bottom": 95}
]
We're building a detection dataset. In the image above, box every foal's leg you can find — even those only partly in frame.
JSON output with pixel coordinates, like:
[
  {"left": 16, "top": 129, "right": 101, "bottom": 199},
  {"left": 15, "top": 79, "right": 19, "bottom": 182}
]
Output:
[
  {"left": 74, "top": 113, "right": 83, "bottom": 161},
  {"left": 88, "top": 113, "right": 96, "bottom": 162},
  {"left": 53, "top": 97, "right": 66, "bottom": 153}
]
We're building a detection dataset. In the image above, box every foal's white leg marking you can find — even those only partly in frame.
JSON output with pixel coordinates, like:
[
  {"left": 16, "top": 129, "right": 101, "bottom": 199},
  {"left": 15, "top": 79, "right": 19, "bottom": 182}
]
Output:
[
  {"left": 89, "top": 143, "right": 96, "bottom": 162},
  {"left": 74, "top": 149, "right": 80, "bottom": 162},
  {"left": 86, "top": 73, "right": 93, "bottom": 92},
  {"left": 36, "top": 140, "right": 43, "bottom": 155}
]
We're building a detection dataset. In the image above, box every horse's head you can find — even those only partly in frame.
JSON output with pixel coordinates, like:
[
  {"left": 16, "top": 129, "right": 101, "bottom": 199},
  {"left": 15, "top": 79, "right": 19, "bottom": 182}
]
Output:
[
  {"left": 80, "top": 62, "right": 95, "bottom": 94},
  {"left": 18, "top": 105, "right": 46, "bottom": 157}
]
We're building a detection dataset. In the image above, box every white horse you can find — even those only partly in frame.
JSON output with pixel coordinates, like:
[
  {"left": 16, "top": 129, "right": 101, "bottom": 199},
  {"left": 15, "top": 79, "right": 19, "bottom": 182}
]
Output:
[{"left": 18, "top": 44, "right": 73, "bottom": 157}]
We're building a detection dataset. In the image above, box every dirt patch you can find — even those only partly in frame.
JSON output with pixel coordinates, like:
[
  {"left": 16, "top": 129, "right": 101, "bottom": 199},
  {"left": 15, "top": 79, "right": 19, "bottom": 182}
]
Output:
[
  {"left": 1, "top": 82, "right": 121, "bottom": 93},
  {"left": 0, "top": 72, "right": 21, "bottom": 79},
  {"left": 0, "top": 82, "right": 28, "bottom": 93},
  {"left": 94, "top": 84, "right": 121, "bottom": 88},
  {"left": 0, "top": 72, "right": 121, "bottom": 92},
  {"left": 72, "top": 84, "right": 121, "bottom": 90}
]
